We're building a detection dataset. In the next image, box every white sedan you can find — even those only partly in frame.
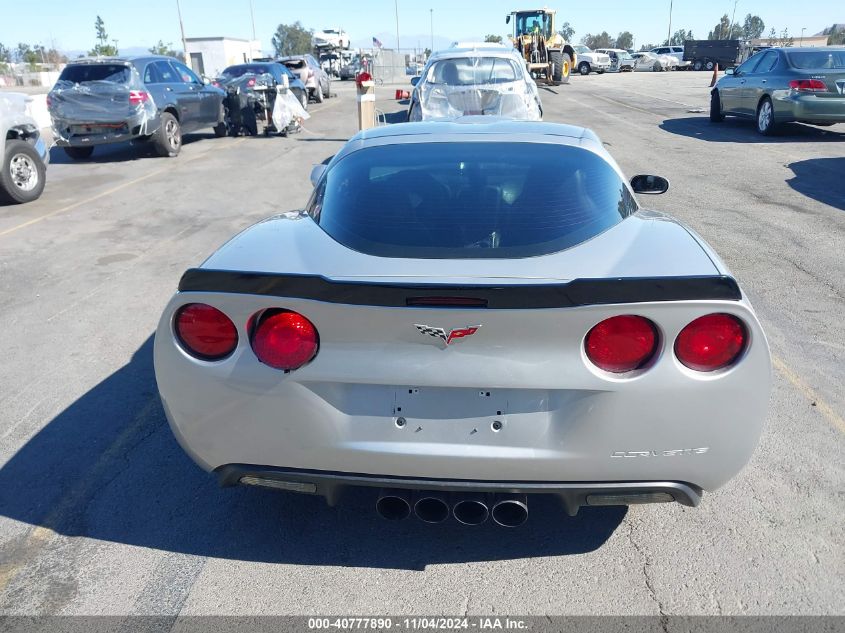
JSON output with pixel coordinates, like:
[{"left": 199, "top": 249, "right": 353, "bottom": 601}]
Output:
[
  {"left": 631, "top": 51, "right": 674, "bottom": 72},
  {"left": 407, "top": 47, "right": 542, "bottom": 121}
]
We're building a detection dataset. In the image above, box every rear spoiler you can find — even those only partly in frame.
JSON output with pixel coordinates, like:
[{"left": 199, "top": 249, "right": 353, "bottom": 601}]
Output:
[{"left": 178, "top": 269, "right": 741, "bottom": 309}]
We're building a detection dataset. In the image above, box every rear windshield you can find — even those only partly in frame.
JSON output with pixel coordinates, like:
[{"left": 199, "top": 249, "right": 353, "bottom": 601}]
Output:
[
  {"left": 283, "top": 60, "right": 306, "bottom": 69},
  {"left": 221, "top": 65, "right": 272, "bottom": 78},
  {"left": 307, "top": 142, "right": 637, "bottom": 259},
  {"left": 58, "top": 64, "right": 130, "bottom": 84},
  {"left": 428, "top": 57, "right": 521, "bottom": 85},
  {"left": 787, "top": 50, "right": 845, "bottom": 69}
]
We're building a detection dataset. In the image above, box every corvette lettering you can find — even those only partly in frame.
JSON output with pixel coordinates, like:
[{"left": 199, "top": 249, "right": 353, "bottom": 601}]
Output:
[
  {"left": 415, "top": 324, "right": 482, "bottom": 346},
  {"left": 611, "top": 448, "right": 709, "bottom": 457}
]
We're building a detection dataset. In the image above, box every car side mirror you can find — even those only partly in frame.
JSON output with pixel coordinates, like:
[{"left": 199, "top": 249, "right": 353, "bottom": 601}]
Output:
[
  {"left": 410, "top": 76, "right": 420, "bottom": 86},
  {"left": 310, "top": 164, "right": 327, "bottom": 187},
  {"left": 630, "top": 175, "right": 670, "bottom": 195},
  {"left": 725, "top": 67, "right": 735, "bottom": 75}
]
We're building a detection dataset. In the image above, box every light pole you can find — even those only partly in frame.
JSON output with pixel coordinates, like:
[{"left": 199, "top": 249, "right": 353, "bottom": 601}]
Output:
[
  {"left": 176, "top": 0, "right": 188, "bottom": 65},
  {"left": 800, "top": 27, "right": 806, "bottom": 45},
  {"left": 729, "top": 0, "right": 739, "bottom": 39},
  {"left": 430, "top": 8, "right": 434, "bottom": 54},
  {"left": 394, "top": 0, "right": 400, "bottom": 51},
  {"left": 667, "top": 0, "right": 673, "bottom": 46}
]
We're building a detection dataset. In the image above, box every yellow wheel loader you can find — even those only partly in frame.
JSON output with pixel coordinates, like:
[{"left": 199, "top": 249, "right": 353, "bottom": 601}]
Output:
[{"left": 507, "top": 8, "right": 576, "bottom": 85}]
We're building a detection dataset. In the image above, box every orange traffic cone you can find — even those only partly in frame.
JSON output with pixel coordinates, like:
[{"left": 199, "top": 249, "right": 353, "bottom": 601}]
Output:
[{"left": 709, "top": 63, "right": 720, "bottom": 87}]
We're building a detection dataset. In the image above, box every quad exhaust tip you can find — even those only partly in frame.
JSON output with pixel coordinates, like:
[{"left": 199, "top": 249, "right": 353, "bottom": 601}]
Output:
[
  {"left": 414, "top": 492, "right": 450, "bottom": 523},
  {"left": 453, "top": 494, "right": 489, "bottom": 526},
  {"left": 491, "top": 494, "right": 529, "bottom": 527},
  {"left": 376, "top": 489, "right": 411, "bottom": 521}
]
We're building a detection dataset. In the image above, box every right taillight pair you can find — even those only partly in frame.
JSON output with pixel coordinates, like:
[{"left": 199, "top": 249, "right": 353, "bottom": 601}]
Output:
[
  {"left": 174, "top": 303, "right": 318, "bottom": 371},
  {"left": 585, "top": 313, "right": 747, "bottom": 374}
]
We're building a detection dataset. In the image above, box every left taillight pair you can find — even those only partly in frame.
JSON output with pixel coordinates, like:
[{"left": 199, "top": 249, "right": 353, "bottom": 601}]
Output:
[
  {"left": 584, "top": 313, "right": 748, "bottom": 375},
  {"left": 174, "top": 303, "right": 318, "bottom": 371}
]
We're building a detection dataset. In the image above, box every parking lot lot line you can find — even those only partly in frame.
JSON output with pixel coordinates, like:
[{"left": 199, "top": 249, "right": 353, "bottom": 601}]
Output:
[
  {"left": 0, "top": 139, "right": 247, "bottom": 240},
  {"left": 772, "top": 355, "right": 845, "bottom": 435},
  {"left": 589, "top": 93, "right": 662, "bottom": 118}
]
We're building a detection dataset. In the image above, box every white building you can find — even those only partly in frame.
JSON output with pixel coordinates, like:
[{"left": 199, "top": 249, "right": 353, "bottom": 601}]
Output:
[{"left": 184, "top": 37, "right": 262, "bottom": 77}]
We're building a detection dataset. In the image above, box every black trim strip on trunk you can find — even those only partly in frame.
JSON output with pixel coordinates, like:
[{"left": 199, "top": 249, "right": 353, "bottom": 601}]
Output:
[{"left": 177, "top": 269, "right": 741, "bottom": 309}]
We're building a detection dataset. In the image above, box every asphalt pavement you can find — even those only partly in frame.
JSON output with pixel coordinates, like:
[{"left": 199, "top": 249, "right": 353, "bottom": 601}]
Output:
[{"left": 0, "top": 72, "right": 842, "bottom": 617}]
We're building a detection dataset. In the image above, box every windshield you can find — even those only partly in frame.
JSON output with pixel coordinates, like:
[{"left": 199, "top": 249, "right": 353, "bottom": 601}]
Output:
[
  {"left": 428, "top": 57, "right": 521, "bottom": 85},
  {"left": 787, "top": 50, "right": 845, "bottom": 69},
  {"left": 574, "top": 46, "right": 592, "bottom": 54},
  {"left": 58, "top": 64, "right": 130, "bottom": 84},
  {"left": 514, "top": 12, "right": 552, "bottom": 39},
  {"left": 307, "top": 142, "right": 637, "bottom": 259},
  {"left": 221, "top": 65, "right": 273, "bottom": 78}
]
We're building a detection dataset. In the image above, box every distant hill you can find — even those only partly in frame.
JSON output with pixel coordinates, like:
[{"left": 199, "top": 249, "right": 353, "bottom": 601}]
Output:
[{"left": 64, "top": 46, "right": 158, "bottom": 59}]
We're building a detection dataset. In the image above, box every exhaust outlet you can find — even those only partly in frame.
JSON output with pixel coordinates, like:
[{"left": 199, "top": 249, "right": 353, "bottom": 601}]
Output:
[
  {"left": 413, "top": 492, "right": 450, "bottom": 523},
  {"left": 491, "top": 494, "right": 528, "bottom": 527},
  {"left": 453, "top": 493, "right": 489, "bottom": 526},
  {"left": 376, "top": 488, "right": 411, "bottom": 520}
]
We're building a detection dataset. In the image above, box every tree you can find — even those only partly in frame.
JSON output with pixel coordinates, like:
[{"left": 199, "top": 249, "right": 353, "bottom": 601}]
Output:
[
  {"left": 0, "top": 43, "right": 11, "bottom": 63},
  {"left": 825, "top": 25, "right": 845, "bottom": 45},
  {"left": 639, "top": 43, "right": 655, "bottom": 52},
  {"left": 89, "top": 15, "right": 118, "bottom": 56},
  {"left": 484, "top": 34, "right": 503, "bottom": 44},
  {"left": 271, "top": 22, "right": 313, "bottom": 57},
  {"left": 742, "top": 14, "right": 765, "bottom": 40},
  {"left": 149, "top": 40, "right": 183, "bottom": 60},
  {"left": 664, "top": 29, "right": 693, "bottom": 46},
  {"left": 707, "top": 14, "right": 741, "bottom": 40},
  {"left": 777, "top": 28, "right": 794, "bottom": 47},
  {"left": 615, "top": 31, "right": 634, "bottom": 50},
  {"left": 582, "top": 32, "right": 613, "bottom": 49},
  {"left": 558, "top": 21, "right": 575, "bottom": 42},
  {"left": 766, "top": 27, "right": 777, "bottom": 47}
]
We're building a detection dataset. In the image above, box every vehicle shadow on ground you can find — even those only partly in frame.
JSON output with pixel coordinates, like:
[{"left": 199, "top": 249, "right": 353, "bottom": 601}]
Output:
[
  {"left": 380, "top": 110, "right": 408, "bottom": 125},
  {"left": 47, "top": 133, "right": 219, "bottom": 165},
  {"left": 659, "top": 116, "right": 845, "bottom": 143},
  {"left": 0, "top": 336, "right": 626, "bottom": 571},
  {"left": 786, "top": 157, "right": 845, "bottom": 212}
]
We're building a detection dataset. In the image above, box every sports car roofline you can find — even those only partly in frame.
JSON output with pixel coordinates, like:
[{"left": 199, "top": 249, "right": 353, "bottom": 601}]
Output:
[
  {"left": 178, "top": 270, "right": 741, "bottom": 308},
  {"left": 216, "top": 464, "right": 702, "bottom": 515}
]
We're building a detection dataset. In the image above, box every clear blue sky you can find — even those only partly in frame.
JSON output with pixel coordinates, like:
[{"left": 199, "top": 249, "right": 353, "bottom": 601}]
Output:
[{"left": 0, "top": 0, "right": 839, "bottom": 55}]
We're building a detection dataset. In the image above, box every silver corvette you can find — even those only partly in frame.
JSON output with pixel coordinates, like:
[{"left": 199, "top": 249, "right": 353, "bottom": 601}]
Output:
[{"left": 154, "top": 120, "right": 771, "bottom": 527}]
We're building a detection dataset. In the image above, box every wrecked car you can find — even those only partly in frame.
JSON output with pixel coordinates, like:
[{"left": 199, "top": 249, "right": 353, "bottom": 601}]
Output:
[{"left": 47, "top": 56, "right": 226, "bottom": 159}]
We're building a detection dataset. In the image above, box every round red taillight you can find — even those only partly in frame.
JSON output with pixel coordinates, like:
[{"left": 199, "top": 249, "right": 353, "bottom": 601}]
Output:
[
  {"left": 175, "top": 303, "right": 238, "bottom": 361},
  {"left": 675, "top": 313, "right": 747, "bottom": 372},
  {"left": 585, "top": 315, "right": 658, "bottom": 373},
  {"left": 251, "top": 310, "right": 319, "bottom": 371}
]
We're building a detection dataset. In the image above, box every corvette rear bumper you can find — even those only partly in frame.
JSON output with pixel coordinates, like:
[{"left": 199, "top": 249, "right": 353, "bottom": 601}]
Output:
[{"left": 216, "top": 464, "right": 702, "bottom": 515}]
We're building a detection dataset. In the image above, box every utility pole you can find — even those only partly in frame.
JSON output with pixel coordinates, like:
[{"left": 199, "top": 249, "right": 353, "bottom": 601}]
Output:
[
  {"left": 176, "top": 0, "right": 188, "bottom": 66},
  {"left": 395, "top": 0, "right": 400, "bottom": 51},
  {"left": 430, "top": 9, "right": 434, "bottom": 53},
  {"left": 667, "top": 0, "right": 673, "bottom": 46},
  {"left": 800, "top": 27, "right": 806, "bottom": 45},
  {"left": 249, "top": 0, "right": 257, "bottom": 42},
  {"left": 729, "top": 0, "right": 739, "bottom": 39}
]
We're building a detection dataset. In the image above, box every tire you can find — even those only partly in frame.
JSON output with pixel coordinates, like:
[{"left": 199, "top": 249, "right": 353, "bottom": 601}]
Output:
[
  {"left": 653, "top": 62, "right": 662, "bottom": 72},
  {"left": 213, "top": 122, "right": 227, "bottom": 137},
  {"left": 299, "top": 90, "right": 308, "bottom": 110},
  {"left": 0, "top": 140, "right": 46, "bottom": 204},
  {"left": 324, "top": 78, "right": 331, "bottom": 98},
  {"left": 560, "top": 53, "right": 571, "bottom": 84},
  {"left": 152, "top": 112, "right": 181, "bottom": 157},
  {"left": 578, "top": 62, "right": 590, "bottom": 76},
  {"left": 314, "top": 85, "right": 324, "bottom": 104},
  {"left": 693, "top": 60, "right": 703, "bottom": 71},
  {"left": 756, "top": 97, "right": 777, "bottom": 135},
  {"left": 709, "top": 89, "right": 725, "bottom": 122},
  {"left": 63, "top": 146, "right": 94, "bottom": 160},
  {"left": 597, "top": 69, "right": 605, "bottom": 74},
  {"left": 705, "top": 60, "right": 715, "bottom": 71},
  {"left": 550, "top": 51, "right": 563, "bottom": 83}
]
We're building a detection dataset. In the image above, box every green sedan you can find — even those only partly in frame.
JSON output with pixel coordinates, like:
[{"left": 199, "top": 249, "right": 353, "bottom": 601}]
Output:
[{"left": 710, "top": 47, "right": 845, "bottom": 135}]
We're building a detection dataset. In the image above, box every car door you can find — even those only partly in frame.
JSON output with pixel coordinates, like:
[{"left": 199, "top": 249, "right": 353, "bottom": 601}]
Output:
[
  {"left": 169, "top": 61, "right": 209, "bottom": 130},
  {"left": 173, "top": 60, "right": 220, "bottom": 125},
  {"left": 741, "top": 51, "right": 779, "bottom": 115},
  {"left": 719, "top": 55, "right": 762, "bottom": 115},
  {"left": 149, "top": 60, "right": 198, "bottom": 129}
]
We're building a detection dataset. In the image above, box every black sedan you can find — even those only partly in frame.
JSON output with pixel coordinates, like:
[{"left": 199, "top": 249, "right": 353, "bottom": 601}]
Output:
[{"left": 218, "top": 63, "right": 308, "bottom": 111}]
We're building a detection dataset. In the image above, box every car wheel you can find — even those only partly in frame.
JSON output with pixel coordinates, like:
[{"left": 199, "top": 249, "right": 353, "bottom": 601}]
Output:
[
  {"left": 324, "top": 78, "right": 331, "bottom": 98},
  {"left": 0, "top": 140, "right": 46, "bottom": 204},
  {"left": 314, "top": 85, "right": 324, "bottom": 103},
  {"left": 756, "top": 97, "right": 777, "bottom": 135},
  {"left": 578, "top": 62, "right": 590, "bottom": 75},
  {"left": 152, "top": 112, "right": 182, "bottom": 157},
  {"left": 63, "top": 146, "right": 94, "bottom": 160},
  {"left": 653, "top": 62, "right": 662, "bottom": 72},
  {"left": 709, "top": 89, "right": 725, "bottom": 122},
  {"left": 705, "top": 60, "right": 715, "bottom": 71},
  {"left": 693, "top": 60, "right": 703, "bottom": 71},
  {"left": 299, "top": 90, "right": 308, "bottom": 110}
]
